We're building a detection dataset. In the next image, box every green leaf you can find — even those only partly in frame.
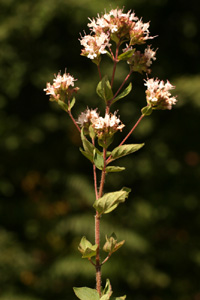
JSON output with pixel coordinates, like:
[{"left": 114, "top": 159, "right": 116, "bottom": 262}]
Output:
[
  {"left": 101, "top": 296, "right": 110, "bottom": 300},
  {"left": 81, "top": 128, "right": 101, "bottom": 156},
  {"left": 106, "top": 50, "right": 113, "bottom": 61},
  {"left": 141, "top": 105, "right": 153, "bottom": 116},
  {"left": 81, "top": 128, "right": 94, "bottom": 155},
  {"left": 69, "top": 97, "right": 76, "bottom": 110},
  {"left": 112, "top": 240, "right": 125, "bottom": 253},
  {"left": 118, "top": 49, "right": 135, "bottom": 61},
  {"left": 103, "top": 234, "right": 117, "bottom": 253},
  {"left": 89, "top": 124, "right": 96, "bottom": 139},
  {"left": 112, "top": 83, "right": 132, "bottom": 104},
  {"left": 115, "top": 296, "right": 126, "bottom": 300},
  {"left": 110, "top": 143, "right": 144, "bottom": 162},
  {"left": 73, "top": 287, "right": 100, "bottom": 300},
  {"left": 105, "top": 166, "right": 125, "bottom": 173},
  {"left": 101, "top": 279, "right": 113, "bottom": 300},
  {"left": 78, "top": 236, "right": 98, "bottom": 258},
  {"left": 98, "top": 134, "right": 114, "bottom": 149},
  {"left": 93, "top": 150, "right": 104, "bottom": 170},
  {"left": 103, "top": 233, "right": 125, "bottom": 254},
  {"left": 106, "top": 151, "right": 112, "bottom": 157},
  {"left": 96, "top": 75, "right": 113, "bottom": 102},
  {"left": 93, "top": 187, "right": 131, "bottom": 215},
  {"left": 79, "top": 148, "right": 93, "bottom": 163},
  {"left": 57, "top": 99, "right": 68, "bottom": 111}
]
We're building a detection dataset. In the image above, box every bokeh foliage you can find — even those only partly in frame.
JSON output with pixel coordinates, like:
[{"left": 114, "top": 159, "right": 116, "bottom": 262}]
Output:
[{"left": 0, "top": 0, "right": 200, "bottom": 299}]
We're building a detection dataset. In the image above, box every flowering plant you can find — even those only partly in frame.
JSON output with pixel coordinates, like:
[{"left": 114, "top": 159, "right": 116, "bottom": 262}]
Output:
[{"left": 44, "top": 8, "right": 177, "bottom": 300}]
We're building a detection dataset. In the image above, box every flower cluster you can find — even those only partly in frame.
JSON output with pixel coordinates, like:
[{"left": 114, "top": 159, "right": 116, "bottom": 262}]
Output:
[
  {"left": 44, "top": 71, "right": 79, "bottom": 103},
  {"left": 126, "top": 45, "right": 157, "bottom": 73},
  {"left": 144, "top": 78, "right": 177, "bottom": 110},
  {"left": 80, "top": 8, "right": 154, "bottom": 61},
  {"left": 77, "top": 108, "right": 99, "bottom": 127},
  {"left": 80, "top": 32, "right": 110, "bottom": 60},
  {"left": 77, "top": 108, "right": 125, "bottom": 138}
]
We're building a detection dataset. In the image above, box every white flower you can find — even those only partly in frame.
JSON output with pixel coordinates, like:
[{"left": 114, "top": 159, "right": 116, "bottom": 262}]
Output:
[
  {"left": 77, "top": 108, "right": 99, "bottom": 126},
  {"left": 144, "top": 78, "right": 177, "bottom": 110},
  {"left": 88, "top": 8, "right": 138, "bottom": 35},
  {"left": 80, "top": 32, "right": 110, "bottom": 59},
  {"left": 44, "top": 71, "right": 79, "bottom": 102},
  {"left": 43, "top": 82, "right": 56, "bottom": 96},
  {"left": 144, "top": 46, "right": 157, "bottom": 66},
  {"left": 92, "top": 112, "right": 125, "bottom": 132},
  {"left": 53, "top": 71, "right": 76, "bottom": 89}
]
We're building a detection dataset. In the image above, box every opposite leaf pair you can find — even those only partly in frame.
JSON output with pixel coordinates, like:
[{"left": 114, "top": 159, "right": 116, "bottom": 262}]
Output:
[{"left": 74, "top": 279, "right": 126, "bottom": 300}]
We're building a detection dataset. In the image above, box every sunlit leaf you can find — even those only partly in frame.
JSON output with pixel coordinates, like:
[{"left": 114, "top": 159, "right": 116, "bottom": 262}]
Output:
[
  {"left": 118, "top": 49, "right": 135, "bottom": 61},
  {"left": 110, "top": 144, "right": 144, "bottom": 162},
  {"left": 73, "top": 287, "right": 100, "bottom": 300},
  {"left": 105, "top": 166, "right": 125, "bottom": 173},
  {"left": 93, "top": 150, "right": 104, "bottom": 170},
  {"left": 96, "top": 75, "right": 113, "bottom": 102},
  {"left": 78, "top": 236, "right": 98, "bottom": 258},
  {"left": 93, "top": 187, "right": 131, "bottom": 215}
]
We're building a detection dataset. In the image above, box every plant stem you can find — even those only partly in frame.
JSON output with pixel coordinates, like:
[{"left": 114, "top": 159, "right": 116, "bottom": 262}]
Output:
[
  {"left": 92, "top": 138, "right": 98, "bottom": 200},
  {"left": 97, "top": 64, "right": 102, "bottom": 80},
  {"left": 113, "top": 70, "right": 133, "bottom": 99},
  {"left": 95, "top": 147, "right": 107, "bottom": 296},
  {"left": 111, "top": 42, "right": 120, "bottom": 88},
  {"left": 106, "top": 114, "right": 144, "bottom": 164},
  {"left": 98, "top": 148, "right": 107, "bottom": 198},
  {"left": 68, "top": 110, "right": 81, "bottom": 133},
  {"left": 119, "top": 114, "right": 144, "bottom": 147},
  {"left": 95, "top": 211, "right": 101, "bottom": 296},
  {"left": 101, "top": 253, "right": 111, "bottom": 265}
]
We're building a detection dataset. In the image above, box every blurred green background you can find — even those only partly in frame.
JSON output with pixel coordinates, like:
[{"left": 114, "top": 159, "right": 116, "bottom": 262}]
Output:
[{"left": 0, "top": 0, "right": 200, "bottom": 299}]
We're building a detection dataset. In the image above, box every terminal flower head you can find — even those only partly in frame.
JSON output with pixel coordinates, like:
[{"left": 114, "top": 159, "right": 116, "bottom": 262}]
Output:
[
  {"left": 88, "top": 8, "right": 138, "bottom": 38},
  {"left": 87, "top": 8, "right": 154, "bottom": 46},
  {"left": 44, "top": 71, "right": 79, "bottom": 103},
  {"left": 144, "top": 78, "right": 177, "bottom": 110}
]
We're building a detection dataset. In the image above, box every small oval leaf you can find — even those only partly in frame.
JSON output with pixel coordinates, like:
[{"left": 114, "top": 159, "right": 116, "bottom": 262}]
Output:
[
  {"left": 105, "top": 166, "right": 125, "bottom": 173},
  {"left": 93, "top": 150, "right": 104, "bottom": 170},
  {"left": 112, "top": 82, "right": 132, "bottom": 104},
  {"left": 96, "top": 75, "right": 113, "bottom": 102},
  {"left": 118, "top": 49, "right": 135, "bottom": 61},
  {"left": 110, "top": 143, "right": 144, "bottom": 162},
  {"left": 93, "top": 187, "right": 131, "bottom": 215},
  {"left": 73, "top": 287, "right": 100, "bottom": 300}
]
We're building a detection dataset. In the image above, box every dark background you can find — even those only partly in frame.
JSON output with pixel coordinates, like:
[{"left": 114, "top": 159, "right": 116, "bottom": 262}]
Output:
[{"left": 0, "top": 0, "right": 200, "bottom": 299}]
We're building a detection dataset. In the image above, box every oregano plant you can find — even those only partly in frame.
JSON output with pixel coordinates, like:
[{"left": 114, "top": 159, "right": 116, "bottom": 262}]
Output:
[{"left": 44, "top": 8, "right": 177, "bottom": 300}]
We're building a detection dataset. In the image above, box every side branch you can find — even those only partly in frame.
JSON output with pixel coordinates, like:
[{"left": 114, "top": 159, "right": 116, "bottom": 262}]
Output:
[
  {"left": 101, "top": 253, "right": 111, "bottom": 265},
  {"left": 68, "top": 110, "right": 81, "bottom": 133},
  {"left": 113, "top": 70, "right": 133, "bottom": 100},
  {"left": 119, "top": 114, "right": 144, "bottom": 147},
  {"left": 95, "top": 212, "right": 101, "bottom": 296}
]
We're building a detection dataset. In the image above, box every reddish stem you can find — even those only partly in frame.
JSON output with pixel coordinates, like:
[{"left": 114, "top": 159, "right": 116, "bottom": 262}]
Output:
[
  {"left": 92, "top": 138, "right": 98, "bottom": 201},
  {"left": 111, "top": 42, "right": 120, "bottom": 88},
  {"left": 95, "top": 212, "right": 101, "bottom": 296},
  {"left": 68, "top": 110, "right": 81, "bottom": 133},
  {"left": 113, "top": 70, "right": 133, "bottom": 100},
  {"left": 101, "top": 253, "right": 111, "bottom": 265},
  {"left": 95, "top": 147, "right": 107, "bottom": 296},
  {"left": 119, "top": 114, "right": 144, "bottom": 147},
  {"left": 97, "top": 64, "right": 102, "bottom": 80},
  {"left": 106, "top": 114, "right": 144, "bottom": 164}
]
